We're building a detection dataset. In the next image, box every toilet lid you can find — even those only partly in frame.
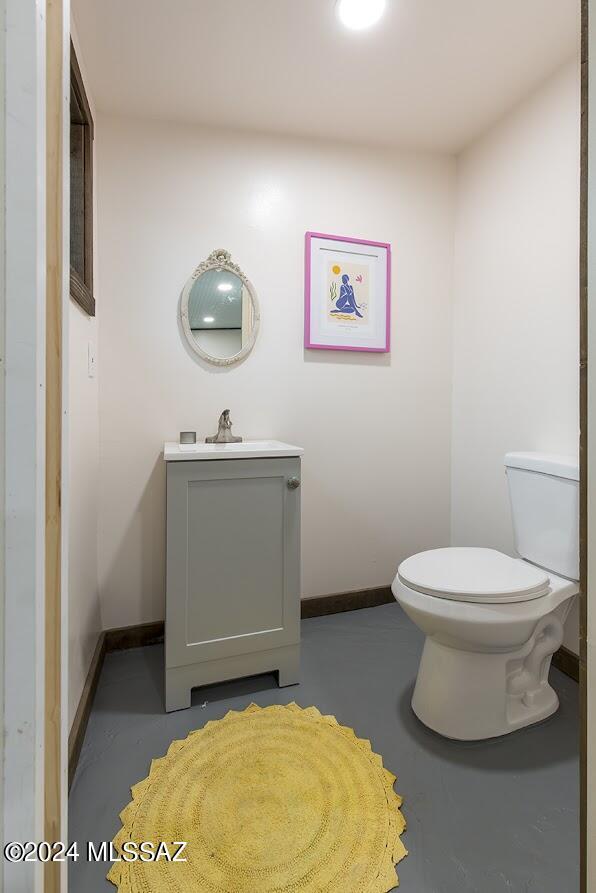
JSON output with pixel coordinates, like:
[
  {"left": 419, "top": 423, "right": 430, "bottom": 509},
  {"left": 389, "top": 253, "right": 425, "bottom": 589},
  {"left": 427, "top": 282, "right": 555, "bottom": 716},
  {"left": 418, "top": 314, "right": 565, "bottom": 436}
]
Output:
[{"left": 397, "top": 547, "right": 550, "bottom": 603}]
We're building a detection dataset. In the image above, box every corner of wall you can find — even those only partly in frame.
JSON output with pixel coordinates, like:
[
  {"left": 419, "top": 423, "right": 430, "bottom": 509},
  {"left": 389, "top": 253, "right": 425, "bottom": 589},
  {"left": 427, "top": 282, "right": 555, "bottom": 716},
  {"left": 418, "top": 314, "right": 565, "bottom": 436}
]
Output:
[
  {"left": 68, "top": 15, "right": 103, "bottom": 728},
  {"left": 449, "top": 60, "right": 581, "bottom": 651}
]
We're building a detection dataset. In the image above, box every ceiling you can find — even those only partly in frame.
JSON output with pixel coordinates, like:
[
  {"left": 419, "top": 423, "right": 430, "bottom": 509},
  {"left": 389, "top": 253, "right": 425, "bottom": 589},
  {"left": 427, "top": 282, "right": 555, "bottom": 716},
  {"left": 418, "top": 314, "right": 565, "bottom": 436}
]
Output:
[{"left": 73, "top": 0, "right": 580, "bottom": 153}]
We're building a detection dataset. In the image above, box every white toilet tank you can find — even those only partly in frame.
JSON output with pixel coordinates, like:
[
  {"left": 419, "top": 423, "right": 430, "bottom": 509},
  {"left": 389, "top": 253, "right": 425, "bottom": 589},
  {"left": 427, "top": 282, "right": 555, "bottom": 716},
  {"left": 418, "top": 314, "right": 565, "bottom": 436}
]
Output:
[{"left": 505, "top": 452, "right": 579, "bottom": 581}]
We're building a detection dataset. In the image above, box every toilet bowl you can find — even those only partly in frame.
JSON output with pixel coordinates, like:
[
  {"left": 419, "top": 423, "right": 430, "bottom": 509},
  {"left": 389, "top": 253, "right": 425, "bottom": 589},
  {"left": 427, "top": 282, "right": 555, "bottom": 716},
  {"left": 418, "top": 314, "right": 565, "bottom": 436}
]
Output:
[
  {"left": 393, "top": 547, "right": 577, "bottom": 739},
  {"left": 393, "top": 452, "right": 579, "bottom": 741}
]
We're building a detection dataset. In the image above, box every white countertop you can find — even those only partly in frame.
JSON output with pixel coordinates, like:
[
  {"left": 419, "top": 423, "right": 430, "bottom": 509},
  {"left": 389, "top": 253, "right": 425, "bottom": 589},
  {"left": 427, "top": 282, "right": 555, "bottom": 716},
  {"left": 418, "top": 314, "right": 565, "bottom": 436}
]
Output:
[{"left": 164, "top": 439, "right": 304, "bottom": 461}]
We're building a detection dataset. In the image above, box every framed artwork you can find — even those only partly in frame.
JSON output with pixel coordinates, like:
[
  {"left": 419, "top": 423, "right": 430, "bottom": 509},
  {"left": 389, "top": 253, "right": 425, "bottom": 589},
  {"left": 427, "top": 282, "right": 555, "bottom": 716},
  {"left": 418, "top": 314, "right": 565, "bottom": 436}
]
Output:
[{"left": 304, "top": 232, "right": 391, "bottom": 352}]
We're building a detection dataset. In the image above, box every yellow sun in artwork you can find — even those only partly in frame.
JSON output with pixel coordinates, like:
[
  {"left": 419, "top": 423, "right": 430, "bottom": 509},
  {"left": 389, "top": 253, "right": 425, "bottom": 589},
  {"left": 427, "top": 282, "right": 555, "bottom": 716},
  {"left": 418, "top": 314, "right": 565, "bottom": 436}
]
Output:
[{"left": 332, "top": 264, "right": 341, "bottom": 274}]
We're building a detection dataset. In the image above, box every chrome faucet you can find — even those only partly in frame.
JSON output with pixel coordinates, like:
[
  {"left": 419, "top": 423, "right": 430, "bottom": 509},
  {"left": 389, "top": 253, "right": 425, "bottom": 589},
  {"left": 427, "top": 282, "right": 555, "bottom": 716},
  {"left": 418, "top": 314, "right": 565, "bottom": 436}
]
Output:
[{"left": 205, "top": 409, "right": 242, "bottom": 444}]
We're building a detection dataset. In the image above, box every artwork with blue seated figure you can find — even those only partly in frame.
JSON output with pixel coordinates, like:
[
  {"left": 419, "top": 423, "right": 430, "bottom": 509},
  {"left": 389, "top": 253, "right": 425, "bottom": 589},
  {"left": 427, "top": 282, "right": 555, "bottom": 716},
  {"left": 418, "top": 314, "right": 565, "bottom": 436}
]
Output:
[
  {"left": 331, "top": 274, "right": 364, "bottom": 318},
  {"left": 305, "top": 233, "right": 389, "bottom": 352}
]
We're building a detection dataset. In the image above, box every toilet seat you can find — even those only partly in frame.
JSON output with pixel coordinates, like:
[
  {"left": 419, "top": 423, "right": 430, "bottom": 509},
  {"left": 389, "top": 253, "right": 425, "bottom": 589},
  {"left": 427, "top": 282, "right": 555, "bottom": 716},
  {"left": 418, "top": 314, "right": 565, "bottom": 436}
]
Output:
[{"left": 397, "top": 547, "right": 550, "bottom": 604}]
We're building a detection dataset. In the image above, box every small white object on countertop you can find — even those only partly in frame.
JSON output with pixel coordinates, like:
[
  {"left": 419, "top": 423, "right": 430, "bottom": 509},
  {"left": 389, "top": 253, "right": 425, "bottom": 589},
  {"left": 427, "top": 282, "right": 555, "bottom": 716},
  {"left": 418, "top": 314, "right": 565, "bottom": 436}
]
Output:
[{"left": 164, "top": 439, "right": 304, "bottom": 461}]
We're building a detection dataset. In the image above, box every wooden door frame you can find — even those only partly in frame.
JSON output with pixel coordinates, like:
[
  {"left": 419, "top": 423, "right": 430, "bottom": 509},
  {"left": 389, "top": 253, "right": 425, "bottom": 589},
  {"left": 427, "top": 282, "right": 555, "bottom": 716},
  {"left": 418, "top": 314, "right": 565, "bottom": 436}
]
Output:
[
  {"left": 585, "top": 1, "right": 596, "bottom": 888},
  {"left": 45, "top": 0, "right": 69, "bottom": 891},
  {"left": 580, "top": 4, "right": 588, "bottom": 889}
]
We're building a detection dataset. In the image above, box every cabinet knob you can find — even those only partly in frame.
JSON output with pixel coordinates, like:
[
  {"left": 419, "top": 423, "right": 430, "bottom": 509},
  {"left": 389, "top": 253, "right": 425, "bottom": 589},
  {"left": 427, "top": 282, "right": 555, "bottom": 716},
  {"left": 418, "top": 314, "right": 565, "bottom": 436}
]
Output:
[{"left": 287, "top": 477, "right": 301, "bottom": 490}]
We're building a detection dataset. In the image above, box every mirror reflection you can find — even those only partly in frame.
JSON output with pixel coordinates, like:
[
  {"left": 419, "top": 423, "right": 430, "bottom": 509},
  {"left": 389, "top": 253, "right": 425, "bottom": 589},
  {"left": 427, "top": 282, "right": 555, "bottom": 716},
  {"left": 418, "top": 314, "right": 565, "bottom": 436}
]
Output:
[
  {"left": 188, "top": 269, "right": 255, "bottom": 360},
  {"left": 181, "top": 249, "right": 260, "bottom": 366}
]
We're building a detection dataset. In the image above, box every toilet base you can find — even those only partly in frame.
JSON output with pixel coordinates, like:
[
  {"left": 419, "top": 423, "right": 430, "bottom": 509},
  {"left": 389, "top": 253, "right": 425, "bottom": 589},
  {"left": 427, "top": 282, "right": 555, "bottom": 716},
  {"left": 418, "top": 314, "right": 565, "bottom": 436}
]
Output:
[{"left": 411, "top": 612, "right": 564, "bottom": 740}]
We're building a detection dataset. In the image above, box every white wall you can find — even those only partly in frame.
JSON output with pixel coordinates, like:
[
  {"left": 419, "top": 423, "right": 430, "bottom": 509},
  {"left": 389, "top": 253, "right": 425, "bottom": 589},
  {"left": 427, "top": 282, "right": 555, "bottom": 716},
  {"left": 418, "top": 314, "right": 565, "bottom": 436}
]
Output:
[
  {"left": 68, "top": 24, "right": 101, "bottom": 727},
  {"left": 68, "top": 304, "right": 101, "bottom": 723},
  {"left": 96, "top": 117, "right": 455, "bottom": 628},
  {"left": 451, "top": 60, "right": 580, "bottom": 650}
]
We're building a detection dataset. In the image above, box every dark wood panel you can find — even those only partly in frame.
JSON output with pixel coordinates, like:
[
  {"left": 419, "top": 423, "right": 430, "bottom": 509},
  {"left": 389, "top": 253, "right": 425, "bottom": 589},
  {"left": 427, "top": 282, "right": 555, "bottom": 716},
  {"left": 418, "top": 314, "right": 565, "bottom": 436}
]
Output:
[
  {"left": 551, "top": 645, "right": 580, "bottom": 683},
  {"left": 69, "top": 39, "right": 95, "bottom": 317},
  {"left": 70, "top": 268, "right": 95, "bottom": 316},
  {"left": 300, "top": 586, "right": 394, "bottom": 618},
  {"left": 105, "top": 620, "right": 166, "bottom": 652},
  {"left": 68, "top": 632, "right": 106, "bottom": 789}
]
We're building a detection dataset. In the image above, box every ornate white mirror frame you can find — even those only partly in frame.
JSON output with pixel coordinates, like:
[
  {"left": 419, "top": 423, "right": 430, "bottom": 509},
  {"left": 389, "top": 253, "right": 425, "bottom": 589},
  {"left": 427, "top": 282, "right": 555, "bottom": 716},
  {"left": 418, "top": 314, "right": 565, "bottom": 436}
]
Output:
[{"left": 180, "top": 249, "right": 261, "bottom": 367}]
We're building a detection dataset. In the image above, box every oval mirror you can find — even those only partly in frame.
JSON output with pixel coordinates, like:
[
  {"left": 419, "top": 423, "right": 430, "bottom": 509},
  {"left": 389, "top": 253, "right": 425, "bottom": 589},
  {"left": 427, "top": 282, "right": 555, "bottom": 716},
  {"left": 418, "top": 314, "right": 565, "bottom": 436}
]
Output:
[{"left": 180, "top": 249, "right": 260, "bottom": 366}]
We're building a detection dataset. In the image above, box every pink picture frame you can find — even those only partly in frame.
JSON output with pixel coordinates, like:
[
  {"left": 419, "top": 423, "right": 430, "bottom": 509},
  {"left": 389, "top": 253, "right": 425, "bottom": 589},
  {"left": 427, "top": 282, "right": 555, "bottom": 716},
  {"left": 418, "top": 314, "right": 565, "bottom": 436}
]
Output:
[{"left": 304, "top": 231, "right": 391, "bottom": 352}]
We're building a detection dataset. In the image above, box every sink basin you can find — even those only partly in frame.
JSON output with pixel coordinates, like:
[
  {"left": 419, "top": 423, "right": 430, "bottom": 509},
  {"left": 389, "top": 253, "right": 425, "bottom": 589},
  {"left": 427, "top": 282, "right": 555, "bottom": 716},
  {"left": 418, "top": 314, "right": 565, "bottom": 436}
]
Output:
[{"left": 164, "top": 439, "right": 304, "bottom": 461}]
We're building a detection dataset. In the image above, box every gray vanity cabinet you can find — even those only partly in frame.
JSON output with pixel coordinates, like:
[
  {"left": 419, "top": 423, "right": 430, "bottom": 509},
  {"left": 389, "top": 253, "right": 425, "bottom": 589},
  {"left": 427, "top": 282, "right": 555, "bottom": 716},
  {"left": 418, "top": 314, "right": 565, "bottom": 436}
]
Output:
[{"left": 165, "top": 455, "right": 301, "bottom": 711}]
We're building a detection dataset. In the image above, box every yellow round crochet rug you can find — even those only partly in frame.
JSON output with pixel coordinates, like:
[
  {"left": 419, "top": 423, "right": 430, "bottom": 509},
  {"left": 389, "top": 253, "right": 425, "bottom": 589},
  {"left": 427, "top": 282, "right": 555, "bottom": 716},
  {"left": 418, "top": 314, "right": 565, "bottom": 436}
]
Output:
[{"left": 107, "top": 702, "right": 407, "bottom": 893}]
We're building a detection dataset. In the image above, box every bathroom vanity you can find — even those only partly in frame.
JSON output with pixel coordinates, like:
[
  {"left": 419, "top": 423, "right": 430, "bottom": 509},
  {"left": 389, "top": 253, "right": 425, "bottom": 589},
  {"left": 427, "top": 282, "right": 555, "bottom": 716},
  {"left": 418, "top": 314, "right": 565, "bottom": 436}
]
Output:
[{"left": 163, "top": 440, "right": 303, "bottom": 711}]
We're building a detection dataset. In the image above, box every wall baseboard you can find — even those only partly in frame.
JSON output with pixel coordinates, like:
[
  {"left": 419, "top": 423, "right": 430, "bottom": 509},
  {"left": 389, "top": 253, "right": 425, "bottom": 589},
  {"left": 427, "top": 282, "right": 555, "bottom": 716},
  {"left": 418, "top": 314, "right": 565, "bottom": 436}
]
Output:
[
  {"left": 68, "top": 631, "right": 106, "bottom": 789},
  {"left": 68, "top": 587, "right": 579, "bottom": 787},
  {"left": 552, "top": 644, "right": 580, "bottom": 682},
  {"left": 104, "top": 620, "right": 165, "bottom": 653},
  {"left": 300, "top": 585, "right": 394, "bottom": 618}
]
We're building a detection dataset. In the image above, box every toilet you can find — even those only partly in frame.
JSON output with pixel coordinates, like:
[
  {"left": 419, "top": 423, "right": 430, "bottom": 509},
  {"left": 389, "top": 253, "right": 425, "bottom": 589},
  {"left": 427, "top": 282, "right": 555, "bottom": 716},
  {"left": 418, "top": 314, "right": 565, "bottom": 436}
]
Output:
[{"left": 392, "top": 452, "right": 579, "bottom": 740}]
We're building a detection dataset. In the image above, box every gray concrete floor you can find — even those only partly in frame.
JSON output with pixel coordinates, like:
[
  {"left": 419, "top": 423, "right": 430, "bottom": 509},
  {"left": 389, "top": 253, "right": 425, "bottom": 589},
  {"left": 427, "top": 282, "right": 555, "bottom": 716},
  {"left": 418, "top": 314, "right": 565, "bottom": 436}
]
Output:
[{"left": 69, "top": 603, "right": 579, "bottom": 893}]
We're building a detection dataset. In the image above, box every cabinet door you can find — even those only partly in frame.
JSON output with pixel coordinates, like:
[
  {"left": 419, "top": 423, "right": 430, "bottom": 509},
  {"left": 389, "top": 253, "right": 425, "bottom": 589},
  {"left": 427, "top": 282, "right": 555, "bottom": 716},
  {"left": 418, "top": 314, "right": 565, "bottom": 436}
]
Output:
[{"left": 166, "top": 457, "right": 301, "bottom": 669}]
